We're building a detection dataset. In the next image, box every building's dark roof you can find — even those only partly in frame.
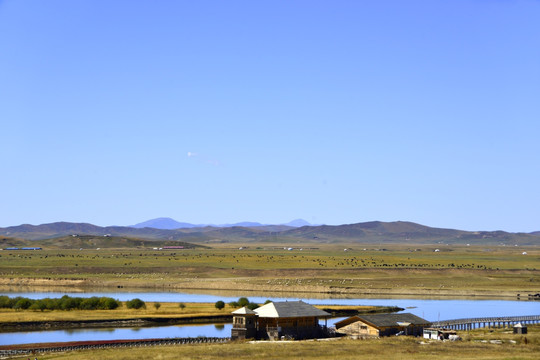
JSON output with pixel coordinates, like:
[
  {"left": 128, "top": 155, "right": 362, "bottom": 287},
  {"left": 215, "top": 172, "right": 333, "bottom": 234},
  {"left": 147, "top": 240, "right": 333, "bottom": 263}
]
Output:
[
  {"left": 254, "top": 300, "right": 331, "bottom": 318},
  {"left": 335, "top": 313, "right": 430, "bottom": 329}
]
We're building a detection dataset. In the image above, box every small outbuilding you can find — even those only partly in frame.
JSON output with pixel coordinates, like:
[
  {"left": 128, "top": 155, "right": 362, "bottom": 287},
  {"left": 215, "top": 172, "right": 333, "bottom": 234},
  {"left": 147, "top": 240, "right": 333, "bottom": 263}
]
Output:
[
  {"left": 513, "top": 323, "right": 527, "bottom": 334},
  {"left": 231, "top": 300, "right": 331, "bottom": 340},
  {"left": 335, "top": 313, "right": 430, "bottom": 338}
]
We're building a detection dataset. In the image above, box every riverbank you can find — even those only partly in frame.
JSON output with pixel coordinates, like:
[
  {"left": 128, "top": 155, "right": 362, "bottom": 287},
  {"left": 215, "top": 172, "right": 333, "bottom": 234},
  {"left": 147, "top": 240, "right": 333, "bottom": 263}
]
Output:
[
  {"left": 0, "top": 302, "right": 399, "bottom": 333},
  {"left": 0, "top": 275, "right": 531, "bottom": 298}
]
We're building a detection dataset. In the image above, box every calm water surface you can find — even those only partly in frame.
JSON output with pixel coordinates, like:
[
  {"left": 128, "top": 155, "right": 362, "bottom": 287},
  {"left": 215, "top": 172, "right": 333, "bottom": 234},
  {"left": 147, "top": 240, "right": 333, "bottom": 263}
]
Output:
[
  {"left": 1, "top": 289, "right": 538, "bottom": 346},
  {"left": 3, "top": 289, "right": 538, "bottom": 320}
]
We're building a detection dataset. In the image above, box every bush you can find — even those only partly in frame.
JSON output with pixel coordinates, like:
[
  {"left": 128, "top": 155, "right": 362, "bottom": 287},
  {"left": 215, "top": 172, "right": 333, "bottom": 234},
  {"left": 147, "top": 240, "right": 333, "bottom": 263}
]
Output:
[
  {"left": 179, "top": 302, "right": 186, "bottom": 310},
  {"left": 8, "top": 297, "right": 23, "bottom": 308},
  {"left": 28, "top": 301, "right": 42, "bottom": 311},
  {"left": 247, "top": 302, "right": 259, "bottom": 310},
  {"left": 0, "top": 295, "right": 121, "bottom": 311},
  {"left": 238, "top": 297, "right": 249, "bottom": 307},
  {"left": 154, "top": 302, "right": 161, "bottom": 310},
  {"left": 99, "top": 297, "right": 121, "bottom": 310},
  {"left": 80, "top": 297, "right": 100, "bottom": 310},
  {"left": 29, "top": 299, "right": 47, "bottom": 312},
  {"left": 0, "top": 296, "right": 11, "bottom": 308},
  {"left": 45, "top": 297, "right": 63, "bottom": 310},
  {"left": 14, "top": 297, "right": 33, "bottom": 310},
  {"left": 215, "top": 300, "right": 225, "bottom": 310},
  {"left": 60, "top": 295, "right": 80, "bottom": 310},
  {"left": 126, "top": 298, "right": 146, "bottom": 309},
  {"left": 228, "top": 301, "right": 239, "bottom": 308}
]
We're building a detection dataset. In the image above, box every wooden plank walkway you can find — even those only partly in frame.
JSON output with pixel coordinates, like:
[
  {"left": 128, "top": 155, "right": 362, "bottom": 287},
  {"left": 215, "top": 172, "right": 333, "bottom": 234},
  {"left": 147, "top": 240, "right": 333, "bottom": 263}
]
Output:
[
  {"left": 431, "top": 315, "right": 540, "bottom": 330},
  {"left": 0, "top": 336, "right": 230, "bottom": 356}
]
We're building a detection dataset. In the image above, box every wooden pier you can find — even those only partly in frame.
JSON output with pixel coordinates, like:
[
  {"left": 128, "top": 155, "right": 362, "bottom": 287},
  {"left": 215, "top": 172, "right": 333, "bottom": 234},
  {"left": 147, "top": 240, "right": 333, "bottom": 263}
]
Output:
[{"left": 431, "top": 315, "right": 540, "bottom": 331}]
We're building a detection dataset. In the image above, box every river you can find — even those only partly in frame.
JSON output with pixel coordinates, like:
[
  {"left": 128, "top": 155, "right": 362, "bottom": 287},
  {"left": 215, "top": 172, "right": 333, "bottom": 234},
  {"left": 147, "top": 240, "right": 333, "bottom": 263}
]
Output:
[{"left": 1, "top": 289, "right": 538, "bottom": 346}]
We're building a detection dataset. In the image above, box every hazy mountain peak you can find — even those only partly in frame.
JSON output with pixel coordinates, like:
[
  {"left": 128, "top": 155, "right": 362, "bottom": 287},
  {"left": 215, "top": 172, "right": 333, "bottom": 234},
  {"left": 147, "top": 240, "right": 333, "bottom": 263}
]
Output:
[
  {"left": 130, "top": 218, "right": 311, "bottom": 230},
  {"left": 130, "top": 217, "right": 198, "bottom": 229},
  {"left": 283, "top": 219, "right": 311, "bottom": 227}
]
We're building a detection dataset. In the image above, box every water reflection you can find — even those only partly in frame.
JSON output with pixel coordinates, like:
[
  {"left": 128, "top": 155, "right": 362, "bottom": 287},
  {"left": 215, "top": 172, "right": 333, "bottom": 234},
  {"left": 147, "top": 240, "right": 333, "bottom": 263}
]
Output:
[
  {"left": 0, "top": 323, "right": 235, "bottom": 346},
  {"left": 64, "top": 328, "right": 115, "bottom": 334},
  {"left": 0, "top": 319, "right": 350, "bottom": 346}
]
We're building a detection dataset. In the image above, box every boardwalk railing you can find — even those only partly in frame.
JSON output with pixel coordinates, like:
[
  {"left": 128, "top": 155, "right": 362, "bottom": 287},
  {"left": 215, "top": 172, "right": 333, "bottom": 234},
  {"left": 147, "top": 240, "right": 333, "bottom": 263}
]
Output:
[
  {"left": 0, "top": 336, "right": 230, "bottom": 356},
  {"left": 431, "top": 315, "right": 540, "bottom": 330}
]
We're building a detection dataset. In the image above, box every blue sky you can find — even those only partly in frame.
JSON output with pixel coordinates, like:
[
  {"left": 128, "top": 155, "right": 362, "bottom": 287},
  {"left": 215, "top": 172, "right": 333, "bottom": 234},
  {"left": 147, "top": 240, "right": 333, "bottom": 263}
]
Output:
[{"left": 1, "top": 1, "right": 539, "bottom": 232}]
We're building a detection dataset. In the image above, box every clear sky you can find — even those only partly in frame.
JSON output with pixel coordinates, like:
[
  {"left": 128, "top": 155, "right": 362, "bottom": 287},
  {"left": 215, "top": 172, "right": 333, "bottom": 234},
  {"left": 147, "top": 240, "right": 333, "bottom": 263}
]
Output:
[{"left": 1, "top": 1, "right": 539, "bottom": 232}]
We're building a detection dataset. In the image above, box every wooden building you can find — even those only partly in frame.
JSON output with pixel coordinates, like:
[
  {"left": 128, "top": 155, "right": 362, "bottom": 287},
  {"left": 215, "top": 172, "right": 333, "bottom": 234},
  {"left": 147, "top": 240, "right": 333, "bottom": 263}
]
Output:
[
  {"left": 335, "top": 313, "right": 430, "bottom": 338},
  {"left": 231, "top": 300, "right": 331, "bottom": 340},
  {"left": 231, "top": 307, "right": 258, "bottom": 340}
]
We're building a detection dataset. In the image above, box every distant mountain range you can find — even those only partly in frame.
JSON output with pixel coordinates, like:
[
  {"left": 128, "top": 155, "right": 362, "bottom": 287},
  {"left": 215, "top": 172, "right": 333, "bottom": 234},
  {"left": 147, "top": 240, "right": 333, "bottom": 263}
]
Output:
[
  {"left": 0, "top": 220, "right": 539, "bottom": 246},
  {"left": 130, "top": 217, "right": 311, "bottom": 229}
]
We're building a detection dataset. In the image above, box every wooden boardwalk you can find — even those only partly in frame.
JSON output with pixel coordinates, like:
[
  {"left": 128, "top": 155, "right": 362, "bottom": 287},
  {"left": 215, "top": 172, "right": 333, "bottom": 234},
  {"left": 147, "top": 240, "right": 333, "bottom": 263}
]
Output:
[
  {"left": 431, "top": 315, "right": 540, "bottom": 330},
  {"left": 0, "top": 336, "right": 230, "bottom": 356}
]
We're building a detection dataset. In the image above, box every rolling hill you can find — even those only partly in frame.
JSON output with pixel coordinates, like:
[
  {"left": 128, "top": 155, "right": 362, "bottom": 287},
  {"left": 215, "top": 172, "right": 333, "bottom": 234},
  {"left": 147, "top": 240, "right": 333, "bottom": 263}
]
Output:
[
  {"left": 0, "top": 221, "right": 539, "bottom": 245},
  {"left": 0, "top": 234, "right": 207, "bottom": 250}
]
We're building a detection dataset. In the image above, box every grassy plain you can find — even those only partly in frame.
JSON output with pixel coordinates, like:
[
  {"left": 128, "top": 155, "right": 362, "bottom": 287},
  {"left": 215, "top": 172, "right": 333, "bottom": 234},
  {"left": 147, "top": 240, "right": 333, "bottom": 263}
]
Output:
[
  {"left": 1, "top": 245, "right": 539, "bottom": 359},
  {"left": 9, "top": 325, "right": 540, "bottom": 360},
  {"left": 0, "top": 244, "right": 538, "bottom": 297}
]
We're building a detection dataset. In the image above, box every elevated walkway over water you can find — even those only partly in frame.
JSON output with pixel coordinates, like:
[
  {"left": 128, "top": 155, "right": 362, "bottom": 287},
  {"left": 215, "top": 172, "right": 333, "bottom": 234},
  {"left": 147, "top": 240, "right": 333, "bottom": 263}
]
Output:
[{"left": 431, "top": 315, "right": 540, "bottom": 331}]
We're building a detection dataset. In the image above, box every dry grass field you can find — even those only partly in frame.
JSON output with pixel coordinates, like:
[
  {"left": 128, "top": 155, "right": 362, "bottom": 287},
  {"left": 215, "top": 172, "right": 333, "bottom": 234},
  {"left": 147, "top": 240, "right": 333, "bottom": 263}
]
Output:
[
  {"left": 9, "top": 325, "right": 540, "bottom": 360},
  {"left": 1, "top": 245, "right": 539, "bottom": 359},
  {"left": 0, "top": 244, "right": 538, "bottom": 296}
]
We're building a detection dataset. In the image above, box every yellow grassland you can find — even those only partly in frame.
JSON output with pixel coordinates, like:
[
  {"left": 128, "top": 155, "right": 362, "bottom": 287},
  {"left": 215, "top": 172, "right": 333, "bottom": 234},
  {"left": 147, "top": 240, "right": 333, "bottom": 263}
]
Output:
[
  {"left": 0, "top": 244, "right": 538, "bottom": 297},
  {"left": 11, "top": 325, "right": 540, "bottom": 360}
]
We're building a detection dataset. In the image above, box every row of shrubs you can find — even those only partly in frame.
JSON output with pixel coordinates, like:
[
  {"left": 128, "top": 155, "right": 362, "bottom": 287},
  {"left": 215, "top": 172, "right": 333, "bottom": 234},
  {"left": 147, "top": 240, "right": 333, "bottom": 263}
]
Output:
[
  {"left": 0, "top": 295, "right": 146, "bottom": 311},
  {"left": 215, "top": 297, "right": 271, "bottom": 310}
]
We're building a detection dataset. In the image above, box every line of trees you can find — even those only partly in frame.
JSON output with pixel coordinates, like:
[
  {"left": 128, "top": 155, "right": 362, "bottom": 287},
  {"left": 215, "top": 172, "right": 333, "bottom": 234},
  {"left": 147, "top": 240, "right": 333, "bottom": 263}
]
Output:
[
  {"left": 215, "top": 297, "right": 268, "bottom": 311},
  {"left": 0, "top": 295, "right": 128, "bottom": 311}
]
